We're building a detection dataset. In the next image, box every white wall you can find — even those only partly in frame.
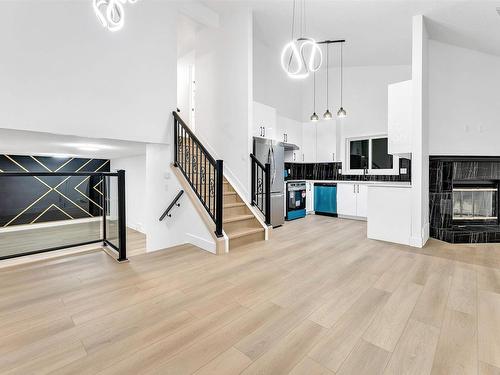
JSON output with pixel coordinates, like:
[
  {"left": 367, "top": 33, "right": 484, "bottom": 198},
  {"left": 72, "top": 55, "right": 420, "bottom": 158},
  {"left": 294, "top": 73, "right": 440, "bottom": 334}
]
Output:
[
  {"left": 0, "top": 1, "right": 177, "bottom": 144},
  {"left": 429, "top": 40, "right": 500, "bottom": 155},
  {"left": 301, "top": 65, "right": 411, "bottom": 166},
  {"left": 253, "top": 38, "right": 303, "bottom": 122},
  {"left": 145, "top": 144, "right": 215, "bottom": 253},
  {"left": 410, "top": 15, "right": 430, "bottom": 248},
  {"left": 111, "top": 154, "right": 146, "bottom": 233},
  {"left": 177, "top": 50, "right": 195, "bottom": 128},
  {"left": 195, "top": 4, "right": 253, "bottom": 198}
]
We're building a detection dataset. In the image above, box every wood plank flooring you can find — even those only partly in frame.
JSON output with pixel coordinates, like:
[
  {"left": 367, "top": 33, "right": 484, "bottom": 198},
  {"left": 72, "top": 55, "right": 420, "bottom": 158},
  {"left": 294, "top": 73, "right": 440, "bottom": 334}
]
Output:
[{"left": 1, "top": 215, "right": 500, "bottom": 374}]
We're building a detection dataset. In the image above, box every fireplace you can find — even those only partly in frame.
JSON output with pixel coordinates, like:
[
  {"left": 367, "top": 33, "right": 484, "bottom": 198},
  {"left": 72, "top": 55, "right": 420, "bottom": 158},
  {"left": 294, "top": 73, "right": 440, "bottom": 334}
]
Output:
[
  {"left": 452, "top": 181, "right": 499, "bottom": 225},
  {"left": 430, "top": 156, "right": 500, "bottom": 244}
]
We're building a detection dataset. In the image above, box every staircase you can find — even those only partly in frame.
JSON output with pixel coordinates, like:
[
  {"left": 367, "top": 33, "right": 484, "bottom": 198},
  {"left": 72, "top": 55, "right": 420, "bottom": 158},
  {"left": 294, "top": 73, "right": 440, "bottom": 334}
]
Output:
[
  {"left": 223, "top": 179, "right": 265, "bottom": 249},
  {"left": 172, "top": 111, "right": 266, "bottom": 252}
]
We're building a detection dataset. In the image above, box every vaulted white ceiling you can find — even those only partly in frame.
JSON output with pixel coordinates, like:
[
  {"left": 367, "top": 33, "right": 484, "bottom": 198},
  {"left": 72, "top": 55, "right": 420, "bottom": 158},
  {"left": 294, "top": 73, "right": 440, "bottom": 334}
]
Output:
[{"left": 206, "top": 0, "right": 500, "bottom": 66}]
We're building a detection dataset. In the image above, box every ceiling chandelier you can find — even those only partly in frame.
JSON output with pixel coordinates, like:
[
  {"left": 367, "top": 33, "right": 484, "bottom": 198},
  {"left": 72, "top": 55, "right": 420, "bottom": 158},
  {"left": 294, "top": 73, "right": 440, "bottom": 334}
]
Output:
[
  {"left": 93, "top": 0, "right": 138, "bottom": 32},
  {"left": 281, "top": 0, "right": 322, "bottom": 79}
]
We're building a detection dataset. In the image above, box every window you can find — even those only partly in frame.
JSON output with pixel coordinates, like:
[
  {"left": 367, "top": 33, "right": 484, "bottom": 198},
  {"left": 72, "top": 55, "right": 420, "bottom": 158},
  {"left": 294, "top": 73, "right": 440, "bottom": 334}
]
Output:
[
  {"left": 347, "top": 136, "right": 398, "bottom": 174},
  {"left": 349, "top": 139, "right": 369, "bottom": 170},
  {"left": 371, "top": 138, "right": 393, "bottom": 169}
]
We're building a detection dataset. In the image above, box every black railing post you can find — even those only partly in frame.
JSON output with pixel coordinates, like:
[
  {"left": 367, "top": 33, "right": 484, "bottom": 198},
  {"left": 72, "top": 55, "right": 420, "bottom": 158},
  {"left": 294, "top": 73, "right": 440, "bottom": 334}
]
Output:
[
  {"left": 251, "top": 157, "right": 256, "bottom": 205},
  {"left": 117, "top": 169, "right": 128, "bottom": 262},
  {"left": 215, "top": 159, "right": 224, "bottom": 237},
  {"left": 102, "top": 174, "right": 107, "bottom": 245},
  {"left": 173, "top": 116, "right": 178, "bottom": 167},
  {"left": 265, "top": 163, "right": 271, "bottom": 225}
]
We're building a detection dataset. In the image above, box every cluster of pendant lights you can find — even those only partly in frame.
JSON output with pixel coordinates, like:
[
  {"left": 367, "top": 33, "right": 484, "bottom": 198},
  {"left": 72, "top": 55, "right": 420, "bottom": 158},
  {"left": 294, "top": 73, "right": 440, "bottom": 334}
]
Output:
[
  {"left": 281, "top": 0, "right": 347, "bottom": 121},
  {"left": 310, "top": 42, "right": 347, "bottom": 122},
  {"left": 93, "top": 0, "right": 138, "bottom": 32}
]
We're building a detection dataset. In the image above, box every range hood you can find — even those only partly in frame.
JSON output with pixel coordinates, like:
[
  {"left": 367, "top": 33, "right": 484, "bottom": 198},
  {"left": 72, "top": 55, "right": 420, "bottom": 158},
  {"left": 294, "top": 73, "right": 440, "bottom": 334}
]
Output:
[{"left": 283, "top": 142, "right": 300, "bottom": 151}]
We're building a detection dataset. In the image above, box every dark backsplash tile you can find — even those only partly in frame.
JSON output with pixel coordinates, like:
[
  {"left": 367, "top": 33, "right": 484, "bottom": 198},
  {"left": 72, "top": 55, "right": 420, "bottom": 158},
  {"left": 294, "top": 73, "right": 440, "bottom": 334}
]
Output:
[{"left": 284, "top": 158, "right": 411, "bottom": 182}]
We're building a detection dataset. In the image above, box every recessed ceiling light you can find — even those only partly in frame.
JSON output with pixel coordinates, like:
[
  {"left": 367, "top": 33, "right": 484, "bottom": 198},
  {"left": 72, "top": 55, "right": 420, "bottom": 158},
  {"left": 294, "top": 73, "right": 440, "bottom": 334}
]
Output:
[{"left": 64, "top": 143, "right": 114, "bottom": 152}]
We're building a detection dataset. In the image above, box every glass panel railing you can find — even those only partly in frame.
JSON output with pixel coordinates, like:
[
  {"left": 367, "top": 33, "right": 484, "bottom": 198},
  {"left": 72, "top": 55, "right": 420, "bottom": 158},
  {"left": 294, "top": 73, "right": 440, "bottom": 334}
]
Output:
[
  {"left": 0, "top": 171, "right": 127, "bottom": 262},
  {"left": 0, "top": 174, "right": 103, "bottom": 259},
  {"left": 104, "top": 174, "right": 119, "bottom": 250}
]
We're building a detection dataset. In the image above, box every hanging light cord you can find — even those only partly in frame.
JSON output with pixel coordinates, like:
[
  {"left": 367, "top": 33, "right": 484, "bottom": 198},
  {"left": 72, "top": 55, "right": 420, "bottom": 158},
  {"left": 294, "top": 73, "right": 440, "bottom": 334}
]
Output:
[
  {"left": 340, "top": 43, "right": 343, "bottom": 107},
  {"left": 313, "top": 71, "right": 316, "bottom": 112},
  {"left": 326, "top": 44, "right": 329, "bottom": 108}
]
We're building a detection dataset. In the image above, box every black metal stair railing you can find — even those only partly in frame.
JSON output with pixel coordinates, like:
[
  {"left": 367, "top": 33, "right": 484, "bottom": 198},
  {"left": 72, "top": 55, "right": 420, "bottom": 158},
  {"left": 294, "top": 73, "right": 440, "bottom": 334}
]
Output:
[
  {"left": 172, "top": 111, "right": 223, "bottom": 237},
  {"left": 250, "top": 153, "right": 271, "bottom": 225}
]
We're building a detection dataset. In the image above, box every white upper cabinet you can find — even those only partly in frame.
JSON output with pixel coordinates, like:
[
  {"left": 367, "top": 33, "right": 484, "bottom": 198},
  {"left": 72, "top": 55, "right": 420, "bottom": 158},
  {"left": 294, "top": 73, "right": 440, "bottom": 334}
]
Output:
[
  {"left": 277, "top": 115, "right": 302, "bottom": 146},
  {"left": 388, "top": 80, "right": 412, "bottom": 154},
  {"left": 253, "top": 101, "right": 277, "bottom": 139},
  {"left": 301, "top": 123, "right": 317, "bottom": 162},
  {"left": 315, "top": 122, "right": 336, "bottom": 162}
]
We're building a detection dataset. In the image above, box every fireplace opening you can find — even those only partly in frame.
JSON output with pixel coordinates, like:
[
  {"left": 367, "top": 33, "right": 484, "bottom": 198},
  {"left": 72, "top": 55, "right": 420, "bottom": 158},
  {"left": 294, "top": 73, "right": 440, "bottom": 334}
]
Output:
[{"left": 452, "top": 181, "right": 499, "bottom": 225}]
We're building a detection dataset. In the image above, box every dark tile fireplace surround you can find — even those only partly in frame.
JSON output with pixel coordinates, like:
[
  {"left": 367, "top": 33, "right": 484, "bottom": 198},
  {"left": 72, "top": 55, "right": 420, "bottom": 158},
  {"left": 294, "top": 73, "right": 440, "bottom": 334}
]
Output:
[{"left": 430, "top": 156, "right": 500, "bottom": 244}]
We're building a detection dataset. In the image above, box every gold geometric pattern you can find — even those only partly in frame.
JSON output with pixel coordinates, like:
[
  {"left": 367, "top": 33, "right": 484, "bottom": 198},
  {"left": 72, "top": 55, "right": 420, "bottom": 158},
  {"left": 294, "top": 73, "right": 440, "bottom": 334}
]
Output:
[{"left": 0, "top": 155, "right": 110, "bottom": 227}]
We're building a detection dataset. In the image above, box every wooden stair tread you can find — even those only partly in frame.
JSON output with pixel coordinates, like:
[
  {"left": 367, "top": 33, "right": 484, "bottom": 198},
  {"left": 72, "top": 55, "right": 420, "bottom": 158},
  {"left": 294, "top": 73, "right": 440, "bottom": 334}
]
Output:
[
  {"left": 225, "top": 227, "right": 264, "bottom": 239},
  {"left": 223, "top": 214, "right": 255, "bottom": 224},
  {"left": 223, "top": 191, "right": 237, "bottom": 196},
  {"left": 224, "top": 202, "right": 246, "bottom": 208}
]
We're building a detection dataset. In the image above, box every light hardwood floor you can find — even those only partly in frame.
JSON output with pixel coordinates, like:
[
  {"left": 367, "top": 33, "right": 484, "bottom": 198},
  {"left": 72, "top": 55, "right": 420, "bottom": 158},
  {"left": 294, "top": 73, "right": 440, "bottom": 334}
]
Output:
[{"left": 1, "top": 215, "right": 500, "bottom": 374}]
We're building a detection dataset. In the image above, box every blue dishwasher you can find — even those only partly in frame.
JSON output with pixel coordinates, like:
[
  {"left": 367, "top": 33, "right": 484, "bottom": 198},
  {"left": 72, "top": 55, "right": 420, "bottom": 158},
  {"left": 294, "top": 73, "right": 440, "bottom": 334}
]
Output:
[{"left": 314, "top": 183, "right": 338, "bottom": 216}]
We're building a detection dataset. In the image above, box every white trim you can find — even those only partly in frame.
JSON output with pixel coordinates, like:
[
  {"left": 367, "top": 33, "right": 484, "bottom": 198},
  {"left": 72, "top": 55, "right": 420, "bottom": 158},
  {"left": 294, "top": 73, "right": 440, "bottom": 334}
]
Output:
[
  {"left": 185, "top": 233, "right": 216, "bottom": 253},
  {"left": 0, "top": 217, "right": 101, "bottom": 233},
  {"left": 345, "top": 134, "right": 400, "bottom": 176}
]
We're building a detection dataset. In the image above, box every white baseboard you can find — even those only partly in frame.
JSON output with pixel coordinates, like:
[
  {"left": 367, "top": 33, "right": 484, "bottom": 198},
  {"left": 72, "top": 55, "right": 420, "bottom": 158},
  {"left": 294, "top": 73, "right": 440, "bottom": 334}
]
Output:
[
  {"left": 337, "top": 214, "right": 367, "bottom": 222},
  {"left": 409, "top": 222, "right": 430, "bottom": 248},
  {"left": 0, "top": 217, "right": 101, "bottom": 233},
  {"left": 186, "top": 233, "right": 216, "bottom": 254}
]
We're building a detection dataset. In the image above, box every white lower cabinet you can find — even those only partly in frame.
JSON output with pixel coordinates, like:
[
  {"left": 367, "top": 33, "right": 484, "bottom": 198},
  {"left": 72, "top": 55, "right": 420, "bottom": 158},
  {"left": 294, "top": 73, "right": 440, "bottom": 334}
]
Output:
[
  {"left": 356, "top": 184, "right": 368, "bottom": 217},
  {"left": 305, "top": 181, "right": 314, "bottom": 213},
  {"left": 337, "top": 183, "right": 368, "bottom": 219}
]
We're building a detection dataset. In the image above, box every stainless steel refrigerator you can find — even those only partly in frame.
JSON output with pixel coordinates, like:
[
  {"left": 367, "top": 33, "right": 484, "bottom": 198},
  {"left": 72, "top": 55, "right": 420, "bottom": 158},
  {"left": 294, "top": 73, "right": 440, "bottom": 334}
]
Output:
[{"left": 253, "top": 137, "right": 285, "bottom": 227}]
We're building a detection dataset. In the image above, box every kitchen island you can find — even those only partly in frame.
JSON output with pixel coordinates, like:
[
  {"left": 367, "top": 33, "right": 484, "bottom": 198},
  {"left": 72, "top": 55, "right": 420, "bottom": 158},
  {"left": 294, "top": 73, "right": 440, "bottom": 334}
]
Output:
[{"left": 286, "top": 179, "right": 413, "bottom": 245}]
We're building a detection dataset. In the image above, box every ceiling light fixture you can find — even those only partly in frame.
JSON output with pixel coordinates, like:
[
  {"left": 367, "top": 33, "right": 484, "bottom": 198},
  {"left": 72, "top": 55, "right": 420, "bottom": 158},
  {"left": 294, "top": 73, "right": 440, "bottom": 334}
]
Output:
[
  {"left": 310, "top": 72, "right": 319, "bottom": 122},
  {"left": 323, "top": 43, "right": 332, "bottom": 120},
  {"left": 337, "top": 42, "right": 347, "bottom": 118},
  {"left": 281, "top": 0, "right": 322, "bottom": 79},
  {"left": 93, "top": 0, "right": 138, "bottom": 32}
]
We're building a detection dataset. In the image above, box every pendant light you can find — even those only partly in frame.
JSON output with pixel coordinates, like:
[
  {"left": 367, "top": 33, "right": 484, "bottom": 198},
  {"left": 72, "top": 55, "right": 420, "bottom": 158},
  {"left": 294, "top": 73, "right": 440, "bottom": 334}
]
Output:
[
  {"left": 337, "top": 42, "right": 347, "bottom": 118},
  {"left": 93, "top": 0, "right": 138, "bottom": 32},
  {"left": 281, "top": 0, "right": 323, "bottom": 79},
  {"left": 323, "top": 43, "right": 333, "bottom": 120},
  {"left": 310, "top": 72, "right": 319, "bottom": 122}
]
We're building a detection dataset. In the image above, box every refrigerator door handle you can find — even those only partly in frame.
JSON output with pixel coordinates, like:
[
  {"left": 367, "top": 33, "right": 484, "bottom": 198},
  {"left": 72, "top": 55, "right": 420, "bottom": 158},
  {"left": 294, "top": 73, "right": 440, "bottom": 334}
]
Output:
[{"left": 271, "top": 146, "right": 276, "bottom": 186}]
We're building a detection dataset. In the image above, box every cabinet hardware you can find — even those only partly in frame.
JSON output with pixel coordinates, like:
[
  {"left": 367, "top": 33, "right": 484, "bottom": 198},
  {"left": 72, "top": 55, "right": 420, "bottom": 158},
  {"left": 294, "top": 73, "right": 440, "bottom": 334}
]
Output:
[{"left": 353, "top": 184, "right": 356, "bottom": 193}]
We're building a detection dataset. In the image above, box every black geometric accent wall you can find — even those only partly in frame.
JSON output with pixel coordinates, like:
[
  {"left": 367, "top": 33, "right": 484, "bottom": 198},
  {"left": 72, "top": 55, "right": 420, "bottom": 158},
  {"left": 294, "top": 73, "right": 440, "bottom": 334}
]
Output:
[{"left": 0, "top": 155, "right": 110, "bottom": 227}]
